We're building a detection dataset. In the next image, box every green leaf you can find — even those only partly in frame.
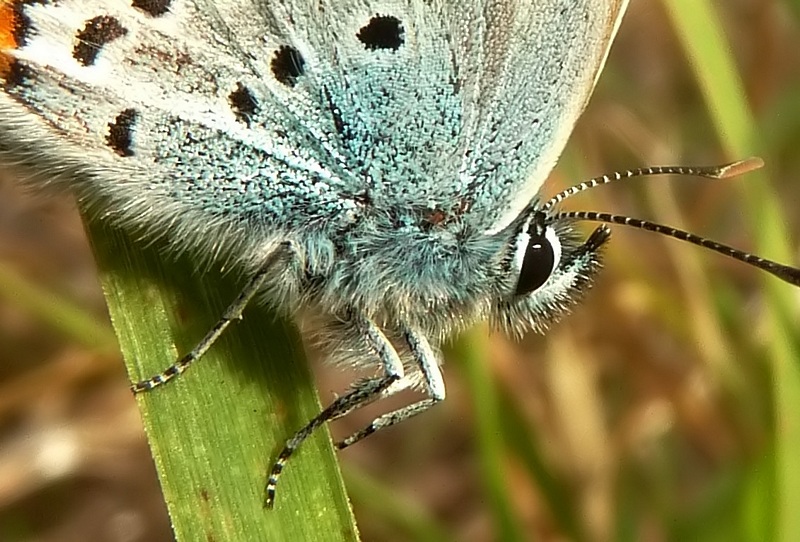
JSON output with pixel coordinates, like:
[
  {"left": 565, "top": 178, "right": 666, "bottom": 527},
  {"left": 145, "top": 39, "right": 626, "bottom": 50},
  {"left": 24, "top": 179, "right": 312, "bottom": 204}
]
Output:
[{"left": 84, "top": 214, "right": 360, "bottom": 542}]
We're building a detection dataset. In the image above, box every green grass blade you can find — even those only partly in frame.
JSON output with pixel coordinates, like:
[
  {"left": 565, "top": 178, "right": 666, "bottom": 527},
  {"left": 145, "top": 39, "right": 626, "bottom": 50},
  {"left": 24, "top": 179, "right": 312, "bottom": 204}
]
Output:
[
  {"left": 663, "top": 2, "right": 800, "bottom": 541},
  {"left": 0, "top": 262, "right": 116, "bottom": 351},
  {"left": 83, "top": 214, "right": 360, "bottom": 541},
  {"left": 497, "top": 391, "right": 584, "bottom": 541},
  {"left": 453, "top": 328, "right": 528, "bottom": 542},
  {"left": 344, "top": 467, "right": 454, "bottom": 542}
]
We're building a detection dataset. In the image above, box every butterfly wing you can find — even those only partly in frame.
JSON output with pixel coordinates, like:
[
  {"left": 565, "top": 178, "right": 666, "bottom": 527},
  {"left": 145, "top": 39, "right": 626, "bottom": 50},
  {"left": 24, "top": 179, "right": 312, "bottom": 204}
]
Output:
[
  {"left": 0, "top": 0, "right": 365, "bottom": 257},
  {"left": 1, "top": 0, "right": 627, "bottom": 253},
  {"left": 450, "top": 0, "right": 629, "bottom": 233},
  {"left": 196, "top": 0, "right": 629, "bottom": 233}
]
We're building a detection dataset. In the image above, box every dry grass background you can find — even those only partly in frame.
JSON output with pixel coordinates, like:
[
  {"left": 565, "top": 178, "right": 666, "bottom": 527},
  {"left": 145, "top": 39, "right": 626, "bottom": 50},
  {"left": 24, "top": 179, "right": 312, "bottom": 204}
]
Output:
[{"left": 1, "top": 0, "right": 800, "bottom": 540}]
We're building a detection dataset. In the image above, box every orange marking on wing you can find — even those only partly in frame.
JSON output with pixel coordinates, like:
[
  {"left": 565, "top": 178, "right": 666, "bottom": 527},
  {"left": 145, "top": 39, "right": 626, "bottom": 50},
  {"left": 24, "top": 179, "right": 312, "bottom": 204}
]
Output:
[{"left": 0, "top": 0, "right": 21, "bottom": 77}]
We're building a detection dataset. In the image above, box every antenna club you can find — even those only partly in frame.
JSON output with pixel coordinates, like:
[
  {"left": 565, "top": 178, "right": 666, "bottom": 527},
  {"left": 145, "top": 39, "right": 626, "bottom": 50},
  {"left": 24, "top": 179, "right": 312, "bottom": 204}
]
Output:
[{"left": 717, "top": 157, "right": 764, "bottom": 179}]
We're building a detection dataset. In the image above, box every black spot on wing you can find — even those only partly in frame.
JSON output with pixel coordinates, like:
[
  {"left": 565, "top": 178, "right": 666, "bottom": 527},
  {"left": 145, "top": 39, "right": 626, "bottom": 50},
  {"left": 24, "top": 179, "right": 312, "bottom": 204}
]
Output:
[
  {"left": 107, "top": 108, "right": 138, "bottom": 157},
  {"left": 228, "top": 83, "right": 259, "bottom": 125},
  {"left": 132, "top": 0, "right": 172, "bottom": 17},
  {"left": 73, "top": 16, "right": 128, "bottom": 67},
  {"left": 357, "top": 15, "right": 404, "bottom": 50},
  {"left": 1, "top": 59, "right": 30, "bottom": 89},
  {"left": 271, "top": 46, "right": 305, "bottom": 87}
]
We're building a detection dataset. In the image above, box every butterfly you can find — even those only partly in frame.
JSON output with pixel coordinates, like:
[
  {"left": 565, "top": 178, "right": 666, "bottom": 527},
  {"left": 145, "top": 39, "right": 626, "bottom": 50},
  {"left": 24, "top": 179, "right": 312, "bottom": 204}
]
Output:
[{"left": 1, "top": 0, "right": 798, "bottom": 516}]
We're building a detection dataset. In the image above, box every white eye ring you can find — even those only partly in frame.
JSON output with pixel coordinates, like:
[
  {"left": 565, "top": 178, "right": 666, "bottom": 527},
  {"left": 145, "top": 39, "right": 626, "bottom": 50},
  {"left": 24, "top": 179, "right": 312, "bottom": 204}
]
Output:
[{"left": 545, "top": 226, "right": 563, "bottom": 272}]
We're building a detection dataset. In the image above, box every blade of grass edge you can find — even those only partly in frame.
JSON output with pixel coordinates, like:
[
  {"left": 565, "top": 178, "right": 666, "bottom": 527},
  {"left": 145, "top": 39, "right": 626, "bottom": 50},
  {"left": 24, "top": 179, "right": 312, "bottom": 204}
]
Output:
[{"left": 82, "top": 213, "right": 360, "bottom": 542}]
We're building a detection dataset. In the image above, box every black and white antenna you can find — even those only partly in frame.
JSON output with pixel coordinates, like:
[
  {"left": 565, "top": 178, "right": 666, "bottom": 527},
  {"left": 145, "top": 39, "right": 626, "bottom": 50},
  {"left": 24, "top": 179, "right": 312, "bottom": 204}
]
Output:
[{"left": 546, "top": 157, "right": 800, "bottom": 287}]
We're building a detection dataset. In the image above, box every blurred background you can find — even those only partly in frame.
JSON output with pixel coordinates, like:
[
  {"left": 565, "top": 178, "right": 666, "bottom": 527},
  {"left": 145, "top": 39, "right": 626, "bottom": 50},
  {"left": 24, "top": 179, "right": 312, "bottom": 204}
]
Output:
[{"left": 1, "top": 0, "right": 800, "bottom": 540}]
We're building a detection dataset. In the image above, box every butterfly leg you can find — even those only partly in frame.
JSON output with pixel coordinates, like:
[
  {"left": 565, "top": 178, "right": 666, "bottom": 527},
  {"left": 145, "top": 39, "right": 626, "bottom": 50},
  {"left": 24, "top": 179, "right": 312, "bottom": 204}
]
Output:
[
  {"left": 336, "top": 327, "right": 445, "bottom": 450},
  {"left": 130, "top": 242, "right": 290, "bottom": 393},
  {"left": 264, "top": 312, "right": 408, "bottom": 508}
]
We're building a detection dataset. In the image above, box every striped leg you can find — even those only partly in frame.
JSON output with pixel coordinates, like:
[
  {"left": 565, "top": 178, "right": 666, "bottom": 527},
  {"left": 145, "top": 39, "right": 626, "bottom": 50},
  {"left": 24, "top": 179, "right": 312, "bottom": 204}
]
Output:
[
  {"left": 336, "top": 328, "right": 445, "bottom": 450},
  {"left": 130, "top": 243, "right": 290, "bottom": 393},
  {"left": 264, "top": 313, "right": 408, "bottom": 509}
]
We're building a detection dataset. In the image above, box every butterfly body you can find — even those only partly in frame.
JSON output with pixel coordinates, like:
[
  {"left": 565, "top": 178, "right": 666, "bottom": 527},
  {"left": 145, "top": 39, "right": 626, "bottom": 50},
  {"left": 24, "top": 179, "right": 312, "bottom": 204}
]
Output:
[{"left": 1, "top": 0, "right": 629, "bottom": 505}]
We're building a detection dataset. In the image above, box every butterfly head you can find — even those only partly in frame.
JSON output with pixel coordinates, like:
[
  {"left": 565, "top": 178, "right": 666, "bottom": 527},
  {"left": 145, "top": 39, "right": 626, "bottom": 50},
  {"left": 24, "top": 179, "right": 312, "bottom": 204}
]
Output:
[
  {"left": 490, "top": 205, "right": 610, "bottom": 337},
  {"left": 490, "top": 157, "right": 800, "bottom": 339}
]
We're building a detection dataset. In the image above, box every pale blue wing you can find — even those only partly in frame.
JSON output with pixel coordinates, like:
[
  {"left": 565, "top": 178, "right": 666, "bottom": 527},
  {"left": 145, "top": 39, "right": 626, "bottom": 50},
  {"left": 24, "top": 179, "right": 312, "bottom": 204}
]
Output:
[{"left": 1, "top": 0, "right": 627, "bottom": 250}]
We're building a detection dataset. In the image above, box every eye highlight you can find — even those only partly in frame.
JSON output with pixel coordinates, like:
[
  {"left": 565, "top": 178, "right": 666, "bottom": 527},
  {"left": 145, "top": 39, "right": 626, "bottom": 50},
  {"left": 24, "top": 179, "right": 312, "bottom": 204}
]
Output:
[{"left": 514, "top": 225, "right": 561, "bottom": 296}]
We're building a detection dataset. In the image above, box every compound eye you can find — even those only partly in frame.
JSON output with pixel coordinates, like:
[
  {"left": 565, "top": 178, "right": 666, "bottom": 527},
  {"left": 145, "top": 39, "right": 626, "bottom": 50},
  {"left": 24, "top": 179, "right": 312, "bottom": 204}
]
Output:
[{"left": 514, "top": 226, "right": 561, "bottom": 296}]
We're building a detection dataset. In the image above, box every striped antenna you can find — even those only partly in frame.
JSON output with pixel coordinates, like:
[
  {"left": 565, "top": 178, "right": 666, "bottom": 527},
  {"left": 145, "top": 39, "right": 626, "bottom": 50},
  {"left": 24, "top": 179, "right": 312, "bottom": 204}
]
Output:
[
  {"left": 542, "top": 157, "right": 764, "bottom": 212},
  {"left": 546, "top": 157, "right": 799, "bottom": 286},
  {"left": 553, "top": 211, "right": 800, "bottom": 287}
]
